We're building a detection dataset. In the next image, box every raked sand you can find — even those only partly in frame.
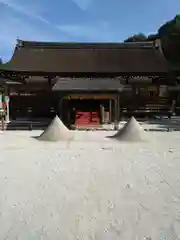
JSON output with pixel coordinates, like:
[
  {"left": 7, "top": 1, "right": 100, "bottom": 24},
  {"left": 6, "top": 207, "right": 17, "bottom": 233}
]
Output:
[{"left": 0, "top": 130, "right": 180, "bottom": 239}]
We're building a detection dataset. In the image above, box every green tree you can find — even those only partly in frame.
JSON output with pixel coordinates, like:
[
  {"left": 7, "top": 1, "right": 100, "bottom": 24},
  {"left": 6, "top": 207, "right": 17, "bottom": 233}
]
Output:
[
  {"left": 124, "top": 33, "right": 147, "bottom": 42},
  {"left": 158, "top": 14, "right": 180, "bottom": 64},
  {"left": 123, "top": 15, "right": 180, "bottom": 65}
]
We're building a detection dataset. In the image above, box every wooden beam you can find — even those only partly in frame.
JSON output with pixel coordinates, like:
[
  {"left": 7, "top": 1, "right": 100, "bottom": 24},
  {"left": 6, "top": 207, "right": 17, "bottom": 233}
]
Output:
[
  {"left": 63, "top": 94, "right": 117, "bottom": 100},
  {"left": 0, "top": 70, "right": 168, "bottom": 78}
]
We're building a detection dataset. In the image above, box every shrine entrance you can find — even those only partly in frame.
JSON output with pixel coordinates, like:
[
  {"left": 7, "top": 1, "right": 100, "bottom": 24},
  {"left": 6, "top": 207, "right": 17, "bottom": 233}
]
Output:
[{"left": 58, "top": 93, "right": 120, "bottom": 128}]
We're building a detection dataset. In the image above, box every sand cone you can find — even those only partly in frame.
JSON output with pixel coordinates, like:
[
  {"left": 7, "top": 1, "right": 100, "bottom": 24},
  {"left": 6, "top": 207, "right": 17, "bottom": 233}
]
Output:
[
  {"left": 111, "top": 116, "right": 145, "bottom": 142},
  {"left": 37, "top": 115, "right": 73, "bottom": 141}
]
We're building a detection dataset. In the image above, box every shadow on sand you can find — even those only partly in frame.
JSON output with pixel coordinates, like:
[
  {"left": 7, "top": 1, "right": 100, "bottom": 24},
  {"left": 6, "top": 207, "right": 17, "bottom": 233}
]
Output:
[{"left": 31, "top": 136, "right": 39, "bottom": 140}]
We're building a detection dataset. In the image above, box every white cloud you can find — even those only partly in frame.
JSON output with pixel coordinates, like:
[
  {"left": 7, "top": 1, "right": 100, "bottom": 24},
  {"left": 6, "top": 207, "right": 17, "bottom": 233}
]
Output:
[
  {"left": 0, "top": 16, "right": 48, "bottom": 42},
  {"left": 0, "top": 0, "right": 50, "bottom": 24},
  {"left": 72, "top": 0, "right": 93, "bottom": 10},
  {"left": 0, "top": 0, "right": 117, "bottom": 61},
  {"left": 0, "top": 0, "right": 70, "bottom": 61},
  {"left": 57, "top": 22, "right": 116, "bottom": 41},
  {"left": 0, "top": 15, "right": 60, "bottom": 61}
]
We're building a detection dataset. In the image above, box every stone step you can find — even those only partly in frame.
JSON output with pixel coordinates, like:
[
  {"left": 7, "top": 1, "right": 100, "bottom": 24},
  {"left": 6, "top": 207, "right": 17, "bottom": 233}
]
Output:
[{"left": 0, "top": 121, "right": 49, "bottom": 130}]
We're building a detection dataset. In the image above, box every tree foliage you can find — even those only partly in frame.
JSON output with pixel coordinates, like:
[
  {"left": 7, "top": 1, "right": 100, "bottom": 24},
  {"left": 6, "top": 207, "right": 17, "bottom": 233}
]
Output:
[
  {"left": 124, "top": 33, "right": 147, "bottom": 42},
  {"left": 124, "top": 14, "right": 180, "bottom": 64},
  {"left": 158, "top": 15, "right": 180, "bottom": 63}
]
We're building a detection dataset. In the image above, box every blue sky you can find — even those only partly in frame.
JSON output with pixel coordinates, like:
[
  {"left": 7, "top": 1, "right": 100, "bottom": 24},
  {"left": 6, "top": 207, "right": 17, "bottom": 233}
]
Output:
[{"left": 0, "top": 0, "right": 179, "bottom": 62}]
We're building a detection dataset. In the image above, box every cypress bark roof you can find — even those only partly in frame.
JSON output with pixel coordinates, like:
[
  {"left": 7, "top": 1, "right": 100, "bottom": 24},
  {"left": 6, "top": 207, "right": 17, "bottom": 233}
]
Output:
[
  {"left": 0, "top": 40, "right": 168, "bottom": 74},
  {"left": 52, "top": 78, "right": 123, "bottom": 92}
]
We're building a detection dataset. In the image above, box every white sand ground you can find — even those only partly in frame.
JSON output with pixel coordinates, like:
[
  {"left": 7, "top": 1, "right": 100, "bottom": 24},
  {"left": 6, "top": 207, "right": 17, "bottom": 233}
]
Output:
[{"left": 0, "top": 130, "right": 180, "bottom": 239}]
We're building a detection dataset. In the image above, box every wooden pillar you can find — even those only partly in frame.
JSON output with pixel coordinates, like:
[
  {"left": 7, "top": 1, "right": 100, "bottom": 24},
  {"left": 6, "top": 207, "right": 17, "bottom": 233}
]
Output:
[
  {"left": 1, "top": 91, "right": 5, "bottom": 130},
  {"left": 114, "top": 96, "right": 118, "bottom": 130},
  {"left": 116, "top": 94, "right": 120, "bottom": 122},
  {"left": 2, "top": 87, "right": 10, "bottom": 123},
  {"left": 100, "top": 104, "right": 105, "bottom": 124},
  {"left": 5, "top": 95, "right": 10, "bottom": 122},
  {"left": 109, "top": 99, "right": 112, "bottom": 123},
  {"left": 58, "top": 97, "right": 63, "bottom": 118},
  {"left": 171, "top": 99, "right": 176, "bottom": 115}
]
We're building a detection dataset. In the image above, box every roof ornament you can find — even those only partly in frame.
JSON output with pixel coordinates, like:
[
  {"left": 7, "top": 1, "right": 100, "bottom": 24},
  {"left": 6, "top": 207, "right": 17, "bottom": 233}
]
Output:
[{"left": 17, "top": 37, "right": 23, "bottom": 47}]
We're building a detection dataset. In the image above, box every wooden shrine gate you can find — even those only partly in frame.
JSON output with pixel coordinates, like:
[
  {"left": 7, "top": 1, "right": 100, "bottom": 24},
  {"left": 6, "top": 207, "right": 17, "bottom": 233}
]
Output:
[{"left": 60, "top": 93, "right": 120, "bottom": 128}]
